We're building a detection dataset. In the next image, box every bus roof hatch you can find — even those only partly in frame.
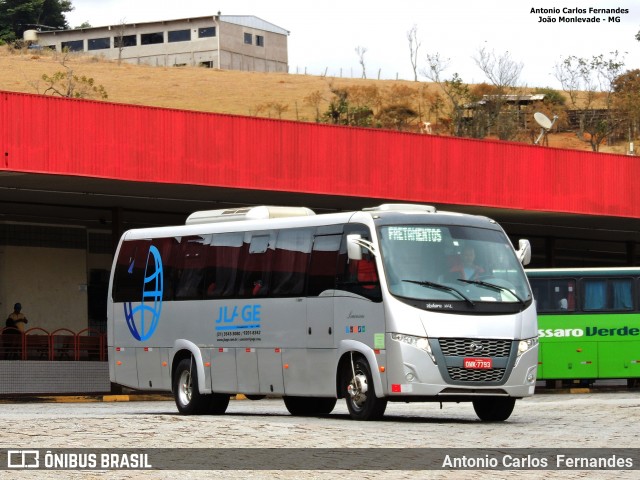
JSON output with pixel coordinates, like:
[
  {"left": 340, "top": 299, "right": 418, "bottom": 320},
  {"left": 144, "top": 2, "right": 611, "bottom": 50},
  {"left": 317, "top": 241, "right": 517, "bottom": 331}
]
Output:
[
  {"left": 363, "top": 204, "right": 437, "bottom": 213},
  {"left": 185, "top": 206, "right": 316, "bottom": 225}
]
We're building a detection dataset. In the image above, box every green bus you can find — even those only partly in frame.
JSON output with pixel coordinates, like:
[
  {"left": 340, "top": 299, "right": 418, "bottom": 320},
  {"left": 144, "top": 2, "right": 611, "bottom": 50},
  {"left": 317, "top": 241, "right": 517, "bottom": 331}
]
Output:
[{"left": 527, "top": 268, "right": 640, "bottom": 388}]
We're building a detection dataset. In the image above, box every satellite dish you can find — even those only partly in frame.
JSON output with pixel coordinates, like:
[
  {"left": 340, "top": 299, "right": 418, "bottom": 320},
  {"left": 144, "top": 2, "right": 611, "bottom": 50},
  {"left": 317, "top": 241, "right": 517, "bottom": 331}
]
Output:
[
  {"left": 533, "top": 112, "right": 558, "bottom": 145},
  {"left": 534, "top": 112, "right": 552, "bottom": 130}
]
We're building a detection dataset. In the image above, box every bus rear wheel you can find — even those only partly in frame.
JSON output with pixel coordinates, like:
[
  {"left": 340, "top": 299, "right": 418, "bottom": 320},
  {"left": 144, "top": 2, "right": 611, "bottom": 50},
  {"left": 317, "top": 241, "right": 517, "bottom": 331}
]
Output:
[
  {"left": 173, "top": 358, "right": 229, "bottom": 415},
  {"left": 207, "top": 393, "right": 230, "bottom": 415},
  {"left": 472, "top": 397, "right": 516, "bottom": 421},
  {"left": 283, "top": 396, "right": 337, "bottom": 416},
  {"left": 174, "top": 358, "right": 206, "bottom": 414},
  {"left": 342, "top": 356, "right": 387, "bottom": 421}
]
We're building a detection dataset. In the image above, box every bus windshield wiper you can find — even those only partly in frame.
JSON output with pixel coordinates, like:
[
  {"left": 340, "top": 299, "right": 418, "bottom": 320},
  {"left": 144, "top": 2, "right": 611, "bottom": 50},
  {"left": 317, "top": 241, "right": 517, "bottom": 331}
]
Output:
[
  {"left": 402, "top": 279, "right": 475, "bottom": 306},
  {"left": 457, "top": 279, "right": 525, "bottom": 305}
]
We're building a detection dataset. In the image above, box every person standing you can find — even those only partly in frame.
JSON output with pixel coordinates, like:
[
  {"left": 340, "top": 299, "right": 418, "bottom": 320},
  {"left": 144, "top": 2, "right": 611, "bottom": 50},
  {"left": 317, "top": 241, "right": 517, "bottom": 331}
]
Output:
[{"left": 6, "top": 303, "right": 28, "bottom": 332}]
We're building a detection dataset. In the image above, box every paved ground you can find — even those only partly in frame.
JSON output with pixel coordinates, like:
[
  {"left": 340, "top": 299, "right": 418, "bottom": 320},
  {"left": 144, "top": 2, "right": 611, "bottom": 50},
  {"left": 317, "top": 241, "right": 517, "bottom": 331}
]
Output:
[{"left": 0, "top": 391, "right": 638, "bottom": 479}]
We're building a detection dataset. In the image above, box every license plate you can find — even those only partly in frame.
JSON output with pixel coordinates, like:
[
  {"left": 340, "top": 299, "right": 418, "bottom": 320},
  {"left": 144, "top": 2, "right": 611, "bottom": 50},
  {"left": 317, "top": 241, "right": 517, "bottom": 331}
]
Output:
[{"left": 463, "top": 357, "right": 492, "bottom": 369}]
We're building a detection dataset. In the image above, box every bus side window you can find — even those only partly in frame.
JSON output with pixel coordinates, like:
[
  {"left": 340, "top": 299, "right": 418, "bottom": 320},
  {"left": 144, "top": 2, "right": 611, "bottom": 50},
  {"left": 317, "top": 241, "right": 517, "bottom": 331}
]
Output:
[
  {"left": 307, "top": 234, "right": 341, "bottom": 296},
  {"left": 337, "top": 229, "right": 382, "bottom": 302},
  {"left": 173, "top": 236, "right": 208, "bottom": 300},
  {"left": 582, "top": 277, "right": 634, "bottom": 311},
  {"left": 204, "top": 232, "right": 243, "bottom": 298},
  {"left": 239, "top": 233, "right": 274, "bottom": 297},
  {"left": 271, "top": 228, "right": 312, "bottom": 296},
  {"left": 582, "top": 279, "right": 606, "bottom": 311},
  {"left": 611, "top": 278, "right": 633, "bottom": 310},
  {"left": 152, "top": 237, "right": 179, "bottom": 301},
  {"left": 530, "top": 278, "right": 575, "bottom": 313},
  {"left": 112, "top": 239, "right": 152, "bottom": 302}
]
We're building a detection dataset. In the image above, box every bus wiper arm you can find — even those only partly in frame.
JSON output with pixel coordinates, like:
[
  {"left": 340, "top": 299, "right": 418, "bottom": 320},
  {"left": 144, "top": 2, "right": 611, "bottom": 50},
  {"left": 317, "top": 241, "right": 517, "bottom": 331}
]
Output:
[
  {"left": 457, "top": 279, "right": 525, "bottom": 305},
  {"left": 402, "top": 279, "right": 475, "bottom": 306}
]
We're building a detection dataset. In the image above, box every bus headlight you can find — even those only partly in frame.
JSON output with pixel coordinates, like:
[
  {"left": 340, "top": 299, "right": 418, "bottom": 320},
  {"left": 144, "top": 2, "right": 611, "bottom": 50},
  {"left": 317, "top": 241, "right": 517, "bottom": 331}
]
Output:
[
  {"left": 517, "top": 337, "right": 539, "bottom": 357},
  {"left": 391, "top": 333, "right": 436, "bottom": 364}
]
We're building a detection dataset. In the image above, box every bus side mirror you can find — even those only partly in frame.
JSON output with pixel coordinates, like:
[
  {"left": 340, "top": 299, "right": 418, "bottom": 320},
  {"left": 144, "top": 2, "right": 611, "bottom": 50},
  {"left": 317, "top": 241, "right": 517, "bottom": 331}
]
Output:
[
  {"left": 516, "top": 239, "right": 531, "bottom": 266},
  {"left": 347, "top": 234, "right": 363, "bottom": 261}
]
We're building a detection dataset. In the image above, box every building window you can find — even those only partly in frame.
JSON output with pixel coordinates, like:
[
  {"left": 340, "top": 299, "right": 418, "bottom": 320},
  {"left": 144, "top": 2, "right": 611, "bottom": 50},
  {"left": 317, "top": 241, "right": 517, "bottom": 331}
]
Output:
[
  {"left": 256, "top": 35, "right": 264, "bottom": 47},
  {"left": 199, "top": 27, "right": 216, "bottom": 38},
  {"left": 168, "top": 29, "right": 191, "bottom": 43},
  {"left": 141, "top": 32, "right": 164, "bottom": 45},
  {"left": 87, "top": 37, "right": 110, "bottom": 50},
  {"left": 61, "top": 40, "right": 84, "bottom": 52},
  {"left": 114, "top": 35, "right": 137, "bottom": 48},
  {"left": 244, "top": 33, "right": 252, "bottom": 45}
]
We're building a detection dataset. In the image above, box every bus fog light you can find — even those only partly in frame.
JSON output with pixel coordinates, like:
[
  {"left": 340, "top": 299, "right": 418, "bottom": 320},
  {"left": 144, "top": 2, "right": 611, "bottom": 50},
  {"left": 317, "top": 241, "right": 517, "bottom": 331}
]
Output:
[
  {"left": 527, "top": 372, "right": 535, "bottom": 382},
  {"left": 406, "top": 373, "right": 415, "bottom": 382}
]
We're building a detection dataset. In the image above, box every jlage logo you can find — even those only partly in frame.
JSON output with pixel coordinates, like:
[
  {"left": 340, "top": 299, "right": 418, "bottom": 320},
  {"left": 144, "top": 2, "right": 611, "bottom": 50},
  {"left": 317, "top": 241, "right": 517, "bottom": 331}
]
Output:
[{"left": 124, "top": 245, "right": 163, "bottom": 341}]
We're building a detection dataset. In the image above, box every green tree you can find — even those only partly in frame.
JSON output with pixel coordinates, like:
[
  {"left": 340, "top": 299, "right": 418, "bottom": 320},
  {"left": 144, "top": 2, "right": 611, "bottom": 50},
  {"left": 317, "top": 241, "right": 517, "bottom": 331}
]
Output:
[
  {"left": 0, "top": 0, "right": 73, "bottom": 44},
  {"left": 473, "top": 47, "right": 524, "bottom": 141},
  {"left": 377, "top": 85, "right": 418, "bottom": 131},
  {"left": 422, "top": 52, "right": 472, "bottom": 137},
  {"left": 38, "top": 53, "right": 108, "bottom": 100},
  {"left": 554, "top": 52, "right": 625, "bottom": 151},
  {"left": 612, "top": 69, "right": 640, "bottom": 144},
  {"left": 322, "top": 87, "right": 375, "bottom": 127}
]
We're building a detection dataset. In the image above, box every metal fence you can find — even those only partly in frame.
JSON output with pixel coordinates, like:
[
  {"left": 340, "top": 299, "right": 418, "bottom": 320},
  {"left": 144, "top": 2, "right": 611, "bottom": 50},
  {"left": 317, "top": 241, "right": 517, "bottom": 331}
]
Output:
[{"left": 0, "top": 327, "right": 107, "bottom": 361}]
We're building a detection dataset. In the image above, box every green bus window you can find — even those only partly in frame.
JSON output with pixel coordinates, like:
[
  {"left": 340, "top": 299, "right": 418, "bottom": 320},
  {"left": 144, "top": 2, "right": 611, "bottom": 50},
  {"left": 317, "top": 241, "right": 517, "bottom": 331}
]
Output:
[
  {"left": 611, "top": 279, "right": 633, "bottom": 310},
  {"left": 583, "top": 280, "right": 606, "bottom": 310}
]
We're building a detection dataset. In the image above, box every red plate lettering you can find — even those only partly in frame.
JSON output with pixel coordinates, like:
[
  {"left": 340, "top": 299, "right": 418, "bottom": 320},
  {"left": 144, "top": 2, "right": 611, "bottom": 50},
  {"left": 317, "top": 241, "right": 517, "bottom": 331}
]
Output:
[{"left": 463, "top": 357, "right": 492, "bottom": 369}]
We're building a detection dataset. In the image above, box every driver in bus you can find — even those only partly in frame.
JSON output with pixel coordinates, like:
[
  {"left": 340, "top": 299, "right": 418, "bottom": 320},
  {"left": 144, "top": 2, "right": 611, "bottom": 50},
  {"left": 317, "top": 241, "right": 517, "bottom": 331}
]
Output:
[{"left": 451, "top": 246, "right": 484, "bottom": 280}]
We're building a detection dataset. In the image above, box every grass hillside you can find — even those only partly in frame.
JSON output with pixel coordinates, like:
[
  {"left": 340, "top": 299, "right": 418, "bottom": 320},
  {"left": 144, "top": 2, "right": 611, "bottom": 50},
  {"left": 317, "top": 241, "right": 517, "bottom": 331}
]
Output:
[{"left": 0, "top": 46, "right": 626, "bottom": 154}]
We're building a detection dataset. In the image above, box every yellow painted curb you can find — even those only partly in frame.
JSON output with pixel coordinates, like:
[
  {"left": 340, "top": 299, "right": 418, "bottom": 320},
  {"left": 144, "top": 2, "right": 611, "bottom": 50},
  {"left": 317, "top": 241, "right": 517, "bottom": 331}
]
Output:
[
  {"left": 569, "top": 388, "right": 591, "bottom": 394},
  {"left": 103, "top": 395, "right": 130, "bottom": 402},
  {"left": 47, "top": 396, "right": 101, "bottom": 403}
]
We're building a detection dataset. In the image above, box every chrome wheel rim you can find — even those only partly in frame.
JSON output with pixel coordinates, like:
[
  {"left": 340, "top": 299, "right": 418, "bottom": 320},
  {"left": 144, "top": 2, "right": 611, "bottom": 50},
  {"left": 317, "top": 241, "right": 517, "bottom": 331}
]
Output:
[{"left": 177, "top": 369, "right": 192, "bottom": 406}]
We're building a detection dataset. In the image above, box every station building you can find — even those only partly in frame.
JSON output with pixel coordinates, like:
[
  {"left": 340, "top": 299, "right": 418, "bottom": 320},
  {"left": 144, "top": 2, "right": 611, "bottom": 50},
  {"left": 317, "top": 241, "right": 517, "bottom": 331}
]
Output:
[
  {"left": 1, "top": 90, "right": 640, "bottom": 338},
  {"left": 31, "top": 14, "right": 289, "bottom": 72}
]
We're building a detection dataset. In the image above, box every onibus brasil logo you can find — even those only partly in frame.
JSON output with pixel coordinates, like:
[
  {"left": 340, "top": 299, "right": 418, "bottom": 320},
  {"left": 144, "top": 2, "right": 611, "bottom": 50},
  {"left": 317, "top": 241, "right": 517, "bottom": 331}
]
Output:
[{"left": 124, "top": 245, "right": 163, "bottom": 341}]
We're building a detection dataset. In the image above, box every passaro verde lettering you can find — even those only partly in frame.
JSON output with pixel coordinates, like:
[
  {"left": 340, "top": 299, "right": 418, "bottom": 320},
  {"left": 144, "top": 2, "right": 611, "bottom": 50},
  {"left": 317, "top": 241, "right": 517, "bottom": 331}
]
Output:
[{"left": 586, "top": 326, "right": 640, "bottom": 337}]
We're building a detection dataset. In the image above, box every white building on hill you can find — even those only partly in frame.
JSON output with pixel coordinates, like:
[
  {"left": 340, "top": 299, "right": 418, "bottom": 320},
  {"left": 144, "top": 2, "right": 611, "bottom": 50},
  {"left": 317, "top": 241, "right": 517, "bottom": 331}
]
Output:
[{"left": 33, "top": 14, "right": 289, "bottom": 72}]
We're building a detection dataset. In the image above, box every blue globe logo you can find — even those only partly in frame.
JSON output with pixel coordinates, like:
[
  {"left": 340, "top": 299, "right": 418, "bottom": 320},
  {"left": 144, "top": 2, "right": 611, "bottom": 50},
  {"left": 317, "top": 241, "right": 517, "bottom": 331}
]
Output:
[{"left": 124, "top": 245, "right": 163, "bottom": 341}]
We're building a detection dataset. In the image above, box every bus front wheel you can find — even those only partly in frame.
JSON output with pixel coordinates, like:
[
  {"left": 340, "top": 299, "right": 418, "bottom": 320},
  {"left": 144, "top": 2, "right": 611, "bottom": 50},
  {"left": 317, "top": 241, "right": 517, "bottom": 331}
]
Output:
[
  {"left": 342, "top": 356, "right": 387, "bottom": 420},
  {"left": 472, "top": 397, "right": 516, "bottom": 421}
]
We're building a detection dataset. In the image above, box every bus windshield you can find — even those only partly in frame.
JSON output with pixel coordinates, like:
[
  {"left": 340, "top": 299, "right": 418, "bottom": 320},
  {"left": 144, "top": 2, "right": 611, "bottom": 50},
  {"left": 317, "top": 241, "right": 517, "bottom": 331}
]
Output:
[{"left": 379, "top": 225, "right": 531, "bottom": 304}]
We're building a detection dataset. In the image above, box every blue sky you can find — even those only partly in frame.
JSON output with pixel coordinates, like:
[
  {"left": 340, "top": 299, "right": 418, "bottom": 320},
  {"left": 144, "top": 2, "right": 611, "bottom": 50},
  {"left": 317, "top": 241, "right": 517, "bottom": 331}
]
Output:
[{"left": 65, "top": 1, "right": 640, "bottom": 89}]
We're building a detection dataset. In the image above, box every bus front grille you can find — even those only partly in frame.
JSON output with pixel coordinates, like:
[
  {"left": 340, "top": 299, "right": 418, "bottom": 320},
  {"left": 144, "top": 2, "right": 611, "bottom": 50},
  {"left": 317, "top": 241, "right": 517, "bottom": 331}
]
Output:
[
  {"left": 438, "top": 338, "right": 512, "bottom": 357},
  {"left": 447, "top": 367, "right": 506, "bottom": 382}
]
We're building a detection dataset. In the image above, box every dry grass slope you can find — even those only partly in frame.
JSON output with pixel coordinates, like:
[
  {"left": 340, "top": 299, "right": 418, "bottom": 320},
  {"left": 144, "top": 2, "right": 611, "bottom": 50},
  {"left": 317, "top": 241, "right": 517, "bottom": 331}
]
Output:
[{"left": 0, "top": 46, "right": 626, "bottom": 154}]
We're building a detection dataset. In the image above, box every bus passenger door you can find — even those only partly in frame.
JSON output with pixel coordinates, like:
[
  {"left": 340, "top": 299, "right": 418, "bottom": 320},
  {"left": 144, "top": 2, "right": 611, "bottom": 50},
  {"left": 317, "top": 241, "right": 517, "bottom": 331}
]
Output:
[
  {"left": 307, "top": 297, "right": 335, "bottom": 349},
  {"left": 306, "top": 233, "right": 341, "bottom": 350},
  {"left": 304, "top": 233, "right": 342, "bottom": 395},
  {"left": 334, "top": 226, "right": 385, "bottom": 355}
]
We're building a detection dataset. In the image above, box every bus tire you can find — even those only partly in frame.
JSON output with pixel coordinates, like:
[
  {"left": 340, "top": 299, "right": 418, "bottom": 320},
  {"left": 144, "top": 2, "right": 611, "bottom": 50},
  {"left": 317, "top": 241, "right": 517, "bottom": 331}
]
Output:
[
  {"left": 342, "top": 356, "right": 387, "bottom": 421},
  {"left": 472, "top": 397, "right": 516, "bottom": 421},
  {"left": 207, "top": 393, "right": 230, "bottom": 415},
  {"left": 173, "top": 358, "right": 208, "bottom": 415},
  {"left": 314, "top": 397, "right": 337, "bottom": 415},
  {"left": 283, "top": 396, "right": 337, "bottom": 416}
]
